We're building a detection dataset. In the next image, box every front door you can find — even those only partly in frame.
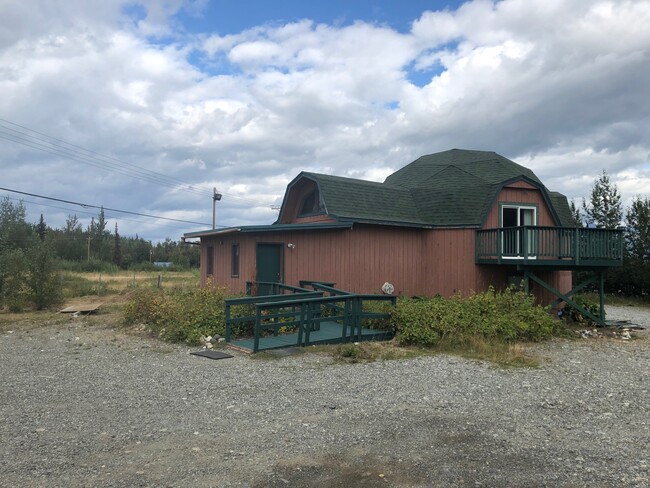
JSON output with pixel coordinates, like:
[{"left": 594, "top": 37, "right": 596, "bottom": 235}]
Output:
[{"left": 256, "top": 243, "right": 283, "bottom": 295}]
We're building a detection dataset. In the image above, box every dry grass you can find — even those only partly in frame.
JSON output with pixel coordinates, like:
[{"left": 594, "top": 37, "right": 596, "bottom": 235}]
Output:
[
  {"left": 434, "top": 337, "right": 541, "bottom": 368},
  {"left": 61, "top": 270, "right": 199, "bottom": 298},
  {"left": 329, "top": 337, "right": 541, "bottom": 367}
]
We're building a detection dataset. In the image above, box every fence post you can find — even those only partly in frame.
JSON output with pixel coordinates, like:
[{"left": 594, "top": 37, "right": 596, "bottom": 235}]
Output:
[
  {"left": 253, "top": 306, "right": 261, "bottom": 353},
  {"left": 225, "top": 303, "right": 231, "bottom": 342}
]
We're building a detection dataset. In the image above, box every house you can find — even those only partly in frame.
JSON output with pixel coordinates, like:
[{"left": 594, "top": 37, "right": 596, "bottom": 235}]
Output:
[{"left": 184, "top": 149, "right": 623, "bottom": 322}]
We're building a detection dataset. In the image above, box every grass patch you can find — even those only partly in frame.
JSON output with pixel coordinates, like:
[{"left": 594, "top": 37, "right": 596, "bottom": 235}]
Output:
[
  {"left": 431, "top": 336, "right": 541, "bottom": 368},
  {"left": 60, "top": 270, "right": 198, "bottom": 298},
  {"left": 328, "top": 338, "right": 540, "bottom": 367}
]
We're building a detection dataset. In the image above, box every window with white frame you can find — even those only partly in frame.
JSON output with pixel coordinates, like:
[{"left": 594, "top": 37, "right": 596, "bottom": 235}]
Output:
[{"left": 500, "top": 205, "right": 537, "bottom": 257}]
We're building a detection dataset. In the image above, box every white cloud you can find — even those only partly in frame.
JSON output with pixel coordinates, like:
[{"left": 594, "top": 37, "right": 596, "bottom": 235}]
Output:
[{"left": 1, "top": 0, "right": 649, "bottom": 241}]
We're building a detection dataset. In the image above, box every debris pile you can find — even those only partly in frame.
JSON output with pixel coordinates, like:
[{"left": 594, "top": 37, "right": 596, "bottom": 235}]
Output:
[
  {"left": 199, "top": 335, "right": 224, "bottom": 349},
  {"left": 578, "top": 328, "right": 632, "bottom": 340}
]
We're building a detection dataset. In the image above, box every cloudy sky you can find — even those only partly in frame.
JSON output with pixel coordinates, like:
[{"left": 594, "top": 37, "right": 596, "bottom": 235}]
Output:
[{"left": 1, "top": 0, "right": 649, "bottom": 242}]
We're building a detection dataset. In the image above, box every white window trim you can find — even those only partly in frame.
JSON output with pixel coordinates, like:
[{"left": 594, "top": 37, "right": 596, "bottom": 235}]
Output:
[{"left": 500, "top": 205, "right": 537, "bottom": 259}]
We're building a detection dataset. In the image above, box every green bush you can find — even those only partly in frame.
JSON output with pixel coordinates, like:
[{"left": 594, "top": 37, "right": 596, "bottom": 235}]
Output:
[
  {"left": 562, "top": 295, "right": 602, "bottom": 325},
  {"left": 392, "top": 287, "right": 563, "bottom": 347},
  {"left": 57, "top": 259, "right": 120, "bottom": 273},
  {"left": 0, "top": 249, "right": 30, "bottom": 312},
  {"left": 26, "top": 243, "right": 63, "bottom": 310},
  {"left": 0, "top": 245, "right": 63, "bottom": 311},
  {"left": 123, "top": 284, "right": 230, "bottom": 345}
]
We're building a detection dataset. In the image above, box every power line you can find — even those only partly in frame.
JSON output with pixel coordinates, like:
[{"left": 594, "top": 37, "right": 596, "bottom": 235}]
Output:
[
  {"left": 0, "top": 186, "right": 219, "bottom": 227},
  {"left": 2, "top": 195, "right": 195, "bottom": 230},
  {"left": 0, "top": 117, "right": 277, "bottom": 207}
]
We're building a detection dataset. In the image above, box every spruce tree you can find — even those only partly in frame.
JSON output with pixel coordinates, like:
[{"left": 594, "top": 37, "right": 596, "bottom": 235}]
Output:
[
  {"left": 36, "top": 214, "right": 46, "bottom": 241},
  {"left": 582, "top": 170, "right": 622, "bottom": 228},
  {"left": 113, "top": 223, "right": 122, "bottom": 267}
]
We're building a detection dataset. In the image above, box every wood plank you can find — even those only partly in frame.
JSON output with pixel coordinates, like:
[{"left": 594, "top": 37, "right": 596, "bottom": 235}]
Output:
[{"left": 59, "top": 303, "right": 102, "bottom": 313}]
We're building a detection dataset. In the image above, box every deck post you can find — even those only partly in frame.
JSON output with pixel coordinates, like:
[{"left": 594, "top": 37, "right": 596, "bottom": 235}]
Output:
[
  {"left": 355, "top": 297, "right": 362, "bottom": 340},
  {"left": 525, "top": 272, "right": 603, "bottom": 325},
  {"left": 574, "top": 228, "right": 580, "bottom": 265},
  {"left": 297, "top": 302, "right": 305, "bottom": 346},
  {"left": 253, "top": 306, "right": 261, "bottom": 353},
  {"left": 305, "top": 301, "right": 313, "bottom": 345},
  {"left": 342, "top": 298, "right": 350, "bottom": 341}
]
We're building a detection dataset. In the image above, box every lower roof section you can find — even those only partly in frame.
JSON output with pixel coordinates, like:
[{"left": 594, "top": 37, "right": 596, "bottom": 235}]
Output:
[{"left": 183, "top": 222, "right": 354, "bottom": 239}]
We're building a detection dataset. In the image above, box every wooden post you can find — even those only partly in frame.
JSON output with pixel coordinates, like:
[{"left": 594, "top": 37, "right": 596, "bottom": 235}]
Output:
[
  {"left": 253, "top": 306, "right": 261, "bottom": 353},
  {"left": 599, "top": 270, "right": 605, "bottom": 327}
]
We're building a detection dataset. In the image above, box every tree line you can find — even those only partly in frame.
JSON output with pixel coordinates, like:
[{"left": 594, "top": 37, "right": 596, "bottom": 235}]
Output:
[
  {"left": 0, "top": 197, "right": 199, "bottom": 310},
  {"left": 572, "top": 171, "right": 650, "bottom": 298}
]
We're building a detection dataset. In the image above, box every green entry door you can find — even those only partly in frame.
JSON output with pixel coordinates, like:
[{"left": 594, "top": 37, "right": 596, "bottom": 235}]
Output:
[{"left": 256, "top": 243, "right": 283, "bottom": 295}]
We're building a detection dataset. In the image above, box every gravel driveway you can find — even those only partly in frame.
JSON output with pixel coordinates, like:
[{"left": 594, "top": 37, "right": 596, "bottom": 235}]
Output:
[{"left": 1, "top": 306, "right": 649, "bottom": 487}]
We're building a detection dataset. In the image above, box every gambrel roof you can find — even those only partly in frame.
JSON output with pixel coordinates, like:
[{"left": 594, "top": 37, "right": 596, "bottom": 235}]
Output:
[{"left": 277, "top": 149, "right": 575, "bottom": 228}]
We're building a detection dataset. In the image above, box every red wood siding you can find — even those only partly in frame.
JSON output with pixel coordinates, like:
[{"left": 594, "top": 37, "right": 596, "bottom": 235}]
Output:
[
  {"left": 200, "top": 224, "right": 571, "bottom": 302},
  {"left": 483, "top": 186, "right": 558, "bottom": 228},
  {"left": 202, "top": 225, "right": 426, "bottom": 295},
  {"left": 505, "top": 180, "right": 538, "bottom": 190}
]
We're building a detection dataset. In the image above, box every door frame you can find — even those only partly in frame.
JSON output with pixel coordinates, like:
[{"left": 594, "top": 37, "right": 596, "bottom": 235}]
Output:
[
  {"left": 255, "top": 242, "right": 284, "bottom": 292},
  {"left": 499, "top": 203, "right": 539, "bottom": 258}
]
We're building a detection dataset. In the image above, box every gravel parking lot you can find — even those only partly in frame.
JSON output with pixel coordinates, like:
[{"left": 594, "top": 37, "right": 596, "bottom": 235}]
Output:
[{"left": 1, "top": 306, "right": 649, "bottom": 487}]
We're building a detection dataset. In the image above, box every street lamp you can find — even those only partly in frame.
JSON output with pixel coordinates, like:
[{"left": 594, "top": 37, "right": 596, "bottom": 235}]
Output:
[{"left": 212, "top": 187, "right": 222, "bottom": 229}]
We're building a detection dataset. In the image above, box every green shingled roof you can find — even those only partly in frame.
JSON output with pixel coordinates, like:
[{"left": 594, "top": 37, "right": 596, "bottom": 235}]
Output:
[
  {"left": 300, "top": 172, "right": 429, "bottom": 226},
  {"left": 280, "top": 149, "right": 573, "bottom": 228}
]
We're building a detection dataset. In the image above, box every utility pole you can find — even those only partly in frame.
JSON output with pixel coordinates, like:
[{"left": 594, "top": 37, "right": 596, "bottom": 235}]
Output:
[
  {"left": 212, "top": 187, "right": 222, "bottom": 229},
  {"left": 87, "top": 235, "right": 92, "bottom": 261}
]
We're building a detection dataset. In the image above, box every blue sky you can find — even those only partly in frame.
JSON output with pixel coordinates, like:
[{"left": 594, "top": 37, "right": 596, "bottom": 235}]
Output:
[
  {"left": 175, "top": 1, "right": 464, "bottom": 35},
  {"left": 1, "top": 0, "right": 649, "bottom": 242}
]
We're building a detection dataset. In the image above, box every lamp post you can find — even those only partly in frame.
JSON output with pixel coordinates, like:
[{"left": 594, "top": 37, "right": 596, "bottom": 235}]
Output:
[{"left": 212, "top": 187, "right": 222, "bottom": 229}]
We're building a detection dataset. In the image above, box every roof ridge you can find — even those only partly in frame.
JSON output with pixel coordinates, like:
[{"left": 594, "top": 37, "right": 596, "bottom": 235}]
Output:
[{"left": 306, "top": 171, "right": 405, "bottom": 189}]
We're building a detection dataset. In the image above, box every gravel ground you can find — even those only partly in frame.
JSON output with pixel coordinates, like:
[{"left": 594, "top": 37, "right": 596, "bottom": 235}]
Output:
[{"left": 1, "top": 305, "right": 649, "bottom": 487}]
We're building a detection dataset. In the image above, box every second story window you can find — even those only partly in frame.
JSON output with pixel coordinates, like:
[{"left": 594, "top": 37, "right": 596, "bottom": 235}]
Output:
[{"left": 299, "top": 188, "right": 324, "bottom": 216}]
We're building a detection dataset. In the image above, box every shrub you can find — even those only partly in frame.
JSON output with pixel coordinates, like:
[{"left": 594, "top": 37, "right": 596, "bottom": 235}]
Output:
[
  {"left": 123, "top": 283, "right": 230, "bottom": 345},
  {"left": 392, "top": 287, "right": 563, "bottom": 347},
  {"left": 26, "top": 243, "right": 63, "bottom": 310},
  {"left": 0, "top": 249, "right": 30, "bottom": 312},
  {"left": 562, "top": 295, "right": 602, "bottom": 325},
  {"left": 57, "top": 259, "right": 119, "bottom": 273}
]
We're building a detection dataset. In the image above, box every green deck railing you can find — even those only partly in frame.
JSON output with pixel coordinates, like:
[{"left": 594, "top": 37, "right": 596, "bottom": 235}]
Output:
[
  {"left": 476, "top": 226, "right": 624, "bottom": 266},
  {"left": 225, "top": 282, "right": 396, "bottom": 352}
]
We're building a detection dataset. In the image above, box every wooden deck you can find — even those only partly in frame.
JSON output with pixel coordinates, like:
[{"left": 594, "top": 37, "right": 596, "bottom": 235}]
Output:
[{"left": 230, "top": 320, "right": 393, "bottom": 352}]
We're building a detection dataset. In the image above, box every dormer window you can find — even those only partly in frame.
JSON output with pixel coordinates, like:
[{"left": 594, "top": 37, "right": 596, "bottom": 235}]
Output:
[{"left": 299, "top": 188, "right": 324, "bottom": 216}]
